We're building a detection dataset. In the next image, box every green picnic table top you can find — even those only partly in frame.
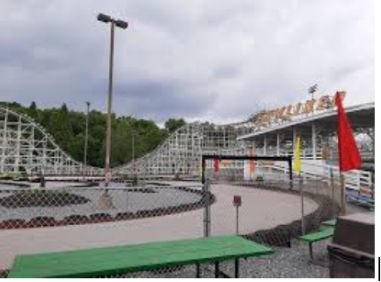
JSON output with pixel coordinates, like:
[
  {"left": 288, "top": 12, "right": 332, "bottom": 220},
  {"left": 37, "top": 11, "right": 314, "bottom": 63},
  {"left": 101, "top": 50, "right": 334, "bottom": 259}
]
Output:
[
  {"left": 299, "top": 228, "right": 335, "bottom": 243},
  {"left": 8, "top": 235, "right": 273, "bottom": 278},
  {"left": 322, "top": 219, "right": 337, "bottom": 227},
  {"left": 369, "top": 199, "right": 375, "bottom": 205}
]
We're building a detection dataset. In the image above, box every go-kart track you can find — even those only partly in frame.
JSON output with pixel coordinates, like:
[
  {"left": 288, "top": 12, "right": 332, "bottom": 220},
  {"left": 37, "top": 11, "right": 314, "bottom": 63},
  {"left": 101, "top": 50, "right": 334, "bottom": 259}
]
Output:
[{"left": 0, "top": 182, "right": 318, "bottom": 270}]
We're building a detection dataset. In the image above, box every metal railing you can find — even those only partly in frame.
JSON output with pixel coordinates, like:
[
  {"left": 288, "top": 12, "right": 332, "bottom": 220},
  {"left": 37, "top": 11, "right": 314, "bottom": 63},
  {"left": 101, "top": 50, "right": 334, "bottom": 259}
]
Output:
[{"left": 264, "top": 161, "right": 372, "bottom": 191}]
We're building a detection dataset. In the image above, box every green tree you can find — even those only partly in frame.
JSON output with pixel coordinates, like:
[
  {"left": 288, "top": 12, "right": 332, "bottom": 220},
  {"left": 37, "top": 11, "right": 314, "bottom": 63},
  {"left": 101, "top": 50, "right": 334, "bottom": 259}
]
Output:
[
  {"left": 164, "top": 118, "right": 186, "bottom": 133},
  {"left": 0, "top": 101, "right": 174, "bottom": 168},
  {"left": 28, "top": 101, "right": 38, "bottom": 120},
  {"left": 48, "top": 104, "right": 73, "bottom": 152}
]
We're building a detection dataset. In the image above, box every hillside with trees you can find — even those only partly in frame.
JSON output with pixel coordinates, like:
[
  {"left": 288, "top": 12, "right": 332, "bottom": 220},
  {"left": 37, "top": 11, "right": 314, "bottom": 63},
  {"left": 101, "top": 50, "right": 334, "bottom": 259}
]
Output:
[{"left": 0, "top": 101, "right": 186, "bottom": 168}]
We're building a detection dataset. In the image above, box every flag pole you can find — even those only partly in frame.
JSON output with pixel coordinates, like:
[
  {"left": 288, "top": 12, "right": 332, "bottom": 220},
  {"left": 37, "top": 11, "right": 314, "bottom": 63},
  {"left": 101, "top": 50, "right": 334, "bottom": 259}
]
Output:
[
  {"left": 299, "top": 172, "right": 306, "bottom": 234},
  {"left": 340, "top": 172, "right": 347, "bottom": 215},
  {"left": 335, "top": 91, "right": 360, "bottom": 216},
  {"left": 295, "top": 136, "right": 305, "bottom": 234}
]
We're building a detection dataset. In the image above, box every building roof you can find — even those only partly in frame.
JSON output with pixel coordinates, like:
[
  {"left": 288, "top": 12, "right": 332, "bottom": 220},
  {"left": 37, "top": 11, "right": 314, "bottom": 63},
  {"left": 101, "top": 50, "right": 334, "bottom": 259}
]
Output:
[{"left": 238, "top": 102, "right": 375, "bottom": 140}]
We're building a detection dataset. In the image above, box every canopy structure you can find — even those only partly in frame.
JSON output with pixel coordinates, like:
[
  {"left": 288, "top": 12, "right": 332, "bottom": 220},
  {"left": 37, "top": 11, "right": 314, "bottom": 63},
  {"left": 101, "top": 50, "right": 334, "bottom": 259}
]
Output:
[{"left": 238, "top": 102, "right": 374, "bottom": 164}]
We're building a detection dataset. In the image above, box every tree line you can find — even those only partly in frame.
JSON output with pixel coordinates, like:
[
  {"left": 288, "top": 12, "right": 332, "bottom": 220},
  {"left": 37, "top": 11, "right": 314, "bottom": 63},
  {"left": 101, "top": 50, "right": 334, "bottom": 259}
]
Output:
[{"left": 0, "top": 101, "right": 186, "bottom": 168}]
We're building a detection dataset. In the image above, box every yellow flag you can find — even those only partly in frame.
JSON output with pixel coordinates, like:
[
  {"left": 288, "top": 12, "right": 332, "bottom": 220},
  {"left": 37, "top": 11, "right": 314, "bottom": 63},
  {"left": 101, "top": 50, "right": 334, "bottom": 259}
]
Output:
[{"left": 294, "top": 137, "right": 301, "bottom": 173}]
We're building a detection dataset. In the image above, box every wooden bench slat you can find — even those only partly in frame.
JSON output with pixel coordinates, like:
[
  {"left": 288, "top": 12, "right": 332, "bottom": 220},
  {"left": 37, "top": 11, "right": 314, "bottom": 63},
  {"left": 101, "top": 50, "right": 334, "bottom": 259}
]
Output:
[{"left": 8, "top": 235, "right": 273, "bottom": 278}]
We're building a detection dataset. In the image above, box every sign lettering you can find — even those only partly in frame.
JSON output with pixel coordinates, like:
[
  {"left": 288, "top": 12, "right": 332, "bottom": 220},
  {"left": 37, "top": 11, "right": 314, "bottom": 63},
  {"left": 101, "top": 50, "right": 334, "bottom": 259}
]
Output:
[{"left": 252, "top": 91, "right": 346, "bottom": 128}]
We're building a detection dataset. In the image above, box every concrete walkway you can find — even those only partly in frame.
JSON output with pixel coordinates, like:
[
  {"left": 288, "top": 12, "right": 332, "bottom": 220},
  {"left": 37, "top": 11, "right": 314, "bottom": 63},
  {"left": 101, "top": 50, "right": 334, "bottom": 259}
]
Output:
[{"left": 0, "top": 184, "right": 317, "bottom": 269}]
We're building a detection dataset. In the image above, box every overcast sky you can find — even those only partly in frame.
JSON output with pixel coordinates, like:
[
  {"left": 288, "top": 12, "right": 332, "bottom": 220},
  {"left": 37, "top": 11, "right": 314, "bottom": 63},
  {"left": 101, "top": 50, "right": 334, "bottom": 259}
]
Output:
[{"left": 0, "top": 0, "right": 374, "bottom": 124}]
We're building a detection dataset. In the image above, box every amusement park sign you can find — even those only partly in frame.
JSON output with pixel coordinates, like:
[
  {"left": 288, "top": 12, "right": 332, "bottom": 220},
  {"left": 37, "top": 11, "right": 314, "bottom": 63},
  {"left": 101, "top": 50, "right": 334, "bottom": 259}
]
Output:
[{"left": 254, "top": 91, "right": 346, "bottom": 126}]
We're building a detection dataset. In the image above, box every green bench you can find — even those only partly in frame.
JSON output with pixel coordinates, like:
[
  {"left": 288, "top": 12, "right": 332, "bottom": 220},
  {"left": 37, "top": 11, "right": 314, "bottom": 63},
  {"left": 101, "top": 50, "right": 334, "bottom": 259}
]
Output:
[
  {"left": 300, "top": 228, "right": 335, "bottom": 259},
  {"left": 8, "top": 235, "right": 273, "bottom": 278},
  {"left": 322, "top": 219, "right": 336, "bottom": 227},
  {"left": 369, "top": 199, "right": 375, "bottom": 213}
]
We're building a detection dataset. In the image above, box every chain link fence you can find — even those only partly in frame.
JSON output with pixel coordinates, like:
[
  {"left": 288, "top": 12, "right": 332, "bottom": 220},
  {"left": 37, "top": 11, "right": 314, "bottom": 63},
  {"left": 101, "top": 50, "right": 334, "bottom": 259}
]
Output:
[
  {"left": 203, "top": 158, "right": 343, "bottom": 247},
  {"left": 0, "top": 182, "right": 211, "bottom": 230},
  {"left": 236, "top": 179, "right": 341, "bottom": 245},
  {"left": 0, "top": 172, "right": 343, "bottom": 278}
]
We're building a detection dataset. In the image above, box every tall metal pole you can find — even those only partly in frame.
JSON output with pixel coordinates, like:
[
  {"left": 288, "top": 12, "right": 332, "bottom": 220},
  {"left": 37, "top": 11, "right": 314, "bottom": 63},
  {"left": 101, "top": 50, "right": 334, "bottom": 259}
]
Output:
[
  {"left": 132, "top": 132, "right": 135, "bottom": 165},
  {"left": 203, "top": 180, "right": 211, "bottom": 237},
  {"left": 84, "top": 102, "right": 90, "bottom": 177},
  {"left": 235, "top": 205, "right": 240, "bottom": 235},
  {"left": 299, "top": 173, "right": 306, "bottom": 235},
  {"left": 132, "top": 131, "right": 135, "bottom": 180},
  {"left": 309, "top": 84, "right": 318, "bottom": 114},
  {"left": 340, "top": 172, "right": 347, "bottom": 215},
  {"left": 105, "top": 22, "right": 115, "bottom": 187}
]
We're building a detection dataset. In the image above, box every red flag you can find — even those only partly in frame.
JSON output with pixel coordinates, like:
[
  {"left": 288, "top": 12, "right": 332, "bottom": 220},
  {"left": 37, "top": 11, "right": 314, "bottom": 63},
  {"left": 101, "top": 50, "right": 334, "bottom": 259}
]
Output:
[
  {"left": 214, "top": 159, "right": 220, "bottom": 172},
  {"left": 335, "top": 92, "right": 361, "bottom": 171}
]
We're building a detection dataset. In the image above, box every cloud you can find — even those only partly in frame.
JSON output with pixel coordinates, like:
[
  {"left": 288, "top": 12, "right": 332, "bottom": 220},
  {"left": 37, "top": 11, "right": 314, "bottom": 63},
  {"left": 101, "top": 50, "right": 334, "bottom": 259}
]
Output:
[{"left": 0, "top": 0, "right": 374, "bottom": 124}]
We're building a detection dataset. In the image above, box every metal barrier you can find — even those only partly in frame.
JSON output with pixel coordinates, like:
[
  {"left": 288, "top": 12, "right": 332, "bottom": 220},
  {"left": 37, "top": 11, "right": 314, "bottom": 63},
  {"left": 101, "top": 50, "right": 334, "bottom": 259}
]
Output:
[
  {"left": 266, "top": 161, "right": 372, "bottom": 190},
  {"left": 0, "top": 177, "right": 341, "bottom": 277},
  {"left": 0, "top": 183, "right": 208, "bottom": 230}
]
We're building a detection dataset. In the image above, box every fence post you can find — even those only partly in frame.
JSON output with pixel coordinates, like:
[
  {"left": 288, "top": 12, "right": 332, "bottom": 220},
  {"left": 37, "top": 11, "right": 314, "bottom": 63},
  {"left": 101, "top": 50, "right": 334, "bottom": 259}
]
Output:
[
  {"left": 330, "top": 167, "right": 335, "bottom": 200},
  {"left": 299, "top": 175, "right": 306, "bottom": 235},
  {"left": 340, "top": 173, "right": 347, "bottom": 215},
  {"left": 288, "top": 156, "right": 293, "bottom": 190},
  {"left": 203, "top": 180, "right": 211, "bottom": 237}
]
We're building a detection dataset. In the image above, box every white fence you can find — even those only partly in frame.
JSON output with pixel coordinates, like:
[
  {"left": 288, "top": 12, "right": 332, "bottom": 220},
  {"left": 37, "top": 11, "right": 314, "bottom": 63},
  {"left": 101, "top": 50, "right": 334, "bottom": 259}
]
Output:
[{"left": 255, "top": 160, "right": 372, "bottom": 191}]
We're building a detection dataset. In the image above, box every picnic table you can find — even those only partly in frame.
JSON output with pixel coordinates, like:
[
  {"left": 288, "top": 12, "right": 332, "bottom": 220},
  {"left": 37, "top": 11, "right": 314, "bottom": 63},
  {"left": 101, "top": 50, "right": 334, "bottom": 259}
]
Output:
[
  {"left": 8, "top": 235, "right": 273, "bottom": 278},
  {"left": 300, "top": 228, "right": 335, "bottom": 259}
]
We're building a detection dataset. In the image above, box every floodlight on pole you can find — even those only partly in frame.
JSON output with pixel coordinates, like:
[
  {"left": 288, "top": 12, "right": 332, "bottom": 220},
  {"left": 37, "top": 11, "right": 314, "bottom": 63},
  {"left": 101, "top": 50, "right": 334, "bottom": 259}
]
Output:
[
  {"left": 115, "top": 20, "right": 128, "bottom": 29},
  {"left": 97, "top": 13, "right": 112, "bottom": 23},
  {"left": 308, "top": 84, "right": 318, "bottom": 100},
  {"left": 97, "top": 13, "right": 128, "bottom": 187}
]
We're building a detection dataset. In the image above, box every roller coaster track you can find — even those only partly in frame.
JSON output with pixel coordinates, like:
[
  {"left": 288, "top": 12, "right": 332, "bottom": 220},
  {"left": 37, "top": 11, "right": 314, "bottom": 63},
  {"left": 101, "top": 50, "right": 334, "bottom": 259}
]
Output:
[
  {"left": 1, "top": 103, "right": 373, "bottom": 183},
  {"left": 0, "top": 106, "right": 102, "bottom": 176},
  {"left": 114, "top": 121, "right": 254, "bottom": 176}
]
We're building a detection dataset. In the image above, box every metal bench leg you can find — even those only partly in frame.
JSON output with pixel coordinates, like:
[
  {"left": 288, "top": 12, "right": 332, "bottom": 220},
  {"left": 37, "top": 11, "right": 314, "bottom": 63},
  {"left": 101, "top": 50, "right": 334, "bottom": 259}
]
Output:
[
  {"left": 309, "top": 243, "right": 313, "bottom": 260},
  {"left": 196, "top": 263, "right": 200, "bottom": 278},
  {"left": 287, "top": 240, "right": 292, "bottom": 248},
  {"left": 215, "top": 262, "right": 219, "bottom": 278},
  {"left": 235, "top": 259, "right": 239, "bottom": 278}
]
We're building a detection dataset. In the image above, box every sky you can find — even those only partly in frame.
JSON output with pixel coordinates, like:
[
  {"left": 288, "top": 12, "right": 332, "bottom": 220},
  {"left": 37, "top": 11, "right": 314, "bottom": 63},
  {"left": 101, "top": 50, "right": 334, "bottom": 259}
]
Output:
[{"left": 0, "top": 0, "right": 374, "bottom": 124}]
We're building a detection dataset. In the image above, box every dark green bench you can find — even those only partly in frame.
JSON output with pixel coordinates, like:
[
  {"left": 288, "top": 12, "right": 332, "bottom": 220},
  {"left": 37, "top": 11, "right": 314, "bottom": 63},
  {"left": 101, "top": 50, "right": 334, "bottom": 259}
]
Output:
[
  {"left": 369, "top": 199, "right": 375, "bottom": 213},
  {"left": 8, "top": 235, "right": 273, "bottom": 278},
  {"left": 322, "top": 219, "right": 337, "bottom": 227},
  {"left": 300, "top": 228, "right": 335, "bottom": 259}
]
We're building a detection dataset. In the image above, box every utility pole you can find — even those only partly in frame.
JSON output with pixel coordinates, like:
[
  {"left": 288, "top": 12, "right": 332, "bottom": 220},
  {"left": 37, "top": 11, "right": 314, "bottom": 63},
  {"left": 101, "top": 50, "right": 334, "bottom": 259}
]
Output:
[
  {"left": 97, "top": 13, "right": 128, "bottom": 187},
  {"left": 83, "top": 101, "right": 90, "bottom": 177},
  {"left": 308, "top": 84, "right": 318, "bottom": 114},
  {"left": 308, "top": 84, "right": 318, "bottom": 101}
]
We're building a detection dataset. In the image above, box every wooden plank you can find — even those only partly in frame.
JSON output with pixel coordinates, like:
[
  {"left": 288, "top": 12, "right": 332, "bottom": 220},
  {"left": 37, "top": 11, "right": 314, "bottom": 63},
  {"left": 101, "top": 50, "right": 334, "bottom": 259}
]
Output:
[
  {"left": 299, "top": 228, "right": 334, "bottom": 243},
  {"left": 8, "top": 235, "right": 273, "bottom": 278}
]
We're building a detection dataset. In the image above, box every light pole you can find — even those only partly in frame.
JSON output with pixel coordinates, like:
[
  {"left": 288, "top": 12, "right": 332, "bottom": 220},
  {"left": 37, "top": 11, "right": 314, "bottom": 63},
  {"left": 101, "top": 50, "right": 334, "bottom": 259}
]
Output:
[
  {"left": 131, "top": 130, "right": 137, "bottom": 185},
  {"left": 97, "top": 13, "right": 128, "bottom": 187},
  {"left": 132, "top": 132, "right": 135, "bottom": 166},
  {"left": 308, "top": 84, "right": 318, "bottom": 101},
  {"left": 83, "top": 101, "right": 90, "bottom": 177},
  {"left": 308, "top": 84, "right": 318, "bottom": 114}
]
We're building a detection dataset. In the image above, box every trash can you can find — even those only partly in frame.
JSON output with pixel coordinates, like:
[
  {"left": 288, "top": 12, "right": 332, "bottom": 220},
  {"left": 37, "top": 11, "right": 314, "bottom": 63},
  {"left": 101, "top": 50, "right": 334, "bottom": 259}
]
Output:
[{"left": 327, "top": 213, "right": 374, "bottom": 278}]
